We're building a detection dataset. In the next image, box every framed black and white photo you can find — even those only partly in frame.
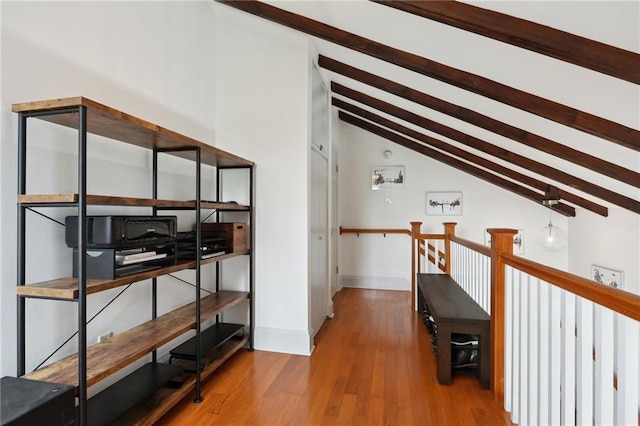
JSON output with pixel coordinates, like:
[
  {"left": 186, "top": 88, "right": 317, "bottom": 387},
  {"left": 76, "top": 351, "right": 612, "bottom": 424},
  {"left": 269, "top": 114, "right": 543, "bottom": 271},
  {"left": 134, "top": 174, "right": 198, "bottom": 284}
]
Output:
[
  {"left": 591, "top": 264, "right": 624, "bottom": 289},
  {"left": 426, "top": 191, "right": 462, "bottom": 216},
  {"left": 371, "top": 166, "right": 405, "bottom": 190}
]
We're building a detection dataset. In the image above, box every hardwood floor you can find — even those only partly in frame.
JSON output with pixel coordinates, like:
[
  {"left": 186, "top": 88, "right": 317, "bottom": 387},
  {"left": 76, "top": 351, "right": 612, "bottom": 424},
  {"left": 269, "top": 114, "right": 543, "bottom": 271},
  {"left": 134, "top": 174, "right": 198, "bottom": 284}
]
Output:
[{"left": 158, "top": 288, "right": 513, "bottom": 425}]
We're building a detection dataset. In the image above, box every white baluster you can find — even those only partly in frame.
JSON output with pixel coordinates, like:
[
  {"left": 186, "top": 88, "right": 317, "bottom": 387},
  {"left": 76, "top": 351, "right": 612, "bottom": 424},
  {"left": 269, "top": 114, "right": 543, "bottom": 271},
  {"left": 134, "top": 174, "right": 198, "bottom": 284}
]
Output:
[
  {"left": 616, "top": 315, "right": 639, "bottom": 425},
  {"left": 576, "top": 298, "right": 594, "bottom": 425},
  {"left": 549, "top": 285, "right": 562, "bottom": 425},
  {"left": 526, "top": 275, "right": 539, "bottom": 425},
  {"left": 537, "top": 279, "right": 549, "bottom": 424},
  {"left": 561, "top": 291, "right": 576, "bottom": 425},
  {"left": 519, "top": 270, "right": 530, "bottom": 425},
  {"left": 594, "top": 305, "right": 614, "bottom": 424},
  {"left": 511, "top": 268, "right": 521, "bottom": 424}
]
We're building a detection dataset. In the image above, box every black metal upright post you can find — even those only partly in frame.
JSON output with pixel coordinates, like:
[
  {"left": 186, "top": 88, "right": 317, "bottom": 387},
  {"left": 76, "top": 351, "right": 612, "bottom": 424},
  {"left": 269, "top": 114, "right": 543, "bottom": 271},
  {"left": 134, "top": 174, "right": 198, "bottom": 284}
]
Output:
[
  {"left": 151, "top": 149, "right": 159, "bottom": 364},
  {"left": 194, "top": 148, "right": 203, "bottom": 403},
  {"left": 249, "top": 165, "right": 255, "bottom": 351},
  {"left": 77, "top": 106, "right": 88, "bottom": 426},
  {"left": 16, "top": 113, "right": 28, "bottom": 376},
  {"left": 215, "top": 168, "right": 221, "bottom": 294}
]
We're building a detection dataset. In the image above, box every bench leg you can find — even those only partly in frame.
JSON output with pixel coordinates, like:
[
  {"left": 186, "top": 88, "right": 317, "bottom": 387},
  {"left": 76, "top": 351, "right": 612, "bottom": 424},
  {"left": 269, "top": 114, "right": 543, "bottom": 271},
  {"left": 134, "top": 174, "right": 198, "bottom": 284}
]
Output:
[
  {"left": 436, "top": 324, "right": 452, "bottom": 385},
  {"left": 477, "top": 331, "right": 490, "bottom": 389}
]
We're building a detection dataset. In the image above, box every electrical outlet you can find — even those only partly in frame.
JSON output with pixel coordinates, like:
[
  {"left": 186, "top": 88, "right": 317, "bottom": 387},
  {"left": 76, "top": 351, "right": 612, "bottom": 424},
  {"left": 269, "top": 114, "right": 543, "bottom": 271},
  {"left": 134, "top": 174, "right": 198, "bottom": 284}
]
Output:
[
  {"left": 385, "top": 197, "right": 393, "bottom": 205},
  {"left": 98, "top": 331, "right": 114, "bottom": 343}
]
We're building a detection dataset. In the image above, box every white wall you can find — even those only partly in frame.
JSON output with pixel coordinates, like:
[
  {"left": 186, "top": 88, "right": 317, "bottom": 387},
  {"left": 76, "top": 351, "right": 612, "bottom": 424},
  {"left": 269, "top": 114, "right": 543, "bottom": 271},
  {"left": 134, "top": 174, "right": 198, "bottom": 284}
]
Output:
[
  {"left": 337, "top": 118, "right": 571, "bottom": 291},
  {"left": 324, "top": 1, "right": 640, "bottom": 295},
  {"left": 0, "top": 1, "right": 222, "bottom": 379},
  {"left": 213, "top": 5, "right": 314, "bottom": 354},
  {"left": 1, "top": 1, "right": 318, "bottom": 384}
]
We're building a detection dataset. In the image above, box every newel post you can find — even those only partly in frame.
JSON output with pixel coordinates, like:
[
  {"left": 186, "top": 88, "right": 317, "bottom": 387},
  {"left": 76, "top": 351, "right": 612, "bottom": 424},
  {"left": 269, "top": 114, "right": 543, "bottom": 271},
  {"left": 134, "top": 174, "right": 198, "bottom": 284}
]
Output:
[
  {"left": 442, "top": 222, "right": 457, "bottom": 275},
  {"left": 487, "top": 228, "right": 517, "bottom": 404},
  {"left": 410, "top": 221, "right": 422, "bottom": 311}
]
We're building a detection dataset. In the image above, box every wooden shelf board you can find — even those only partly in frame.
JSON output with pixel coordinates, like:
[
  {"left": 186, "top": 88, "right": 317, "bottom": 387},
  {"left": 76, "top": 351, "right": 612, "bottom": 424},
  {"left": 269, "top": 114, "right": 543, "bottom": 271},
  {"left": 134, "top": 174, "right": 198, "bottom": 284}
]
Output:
[
  {"left": 17, "top": 250, "right": 250, "bottom": 300},
  {"left": 22, "top": 291, "right": 249, "bottom": 390},
  {"left": 17, "top": 193, "right": 250, "bottom": 211},
  {"left": 12, "top": 97, "right": 253, "bottom": 168},
  {"left": 113, "top": 335, "right": 250, "bottom": 426}
]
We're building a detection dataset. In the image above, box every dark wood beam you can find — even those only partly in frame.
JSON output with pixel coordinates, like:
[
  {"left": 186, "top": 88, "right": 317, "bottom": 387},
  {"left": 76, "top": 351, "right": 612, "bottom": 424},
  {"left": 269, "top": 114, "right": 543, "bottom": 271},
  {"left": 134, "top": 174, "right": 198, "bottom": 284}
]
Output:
[
  {"left": 333, "top": 96, "right": 608, "bottom": 217},
  {"left": 371, "top": 0, "right": 640, "bottom": 85},
  {"left": 338, "top": 111, "right": 576, "bottom": 217},
  {"left": 320, "top": 56, "right": 640, "bottom": 188},
  {"left": 217, "top": 0, "right": 639, "bottom": 151},
  {"left": 332, "top": 82, "right": 640, "bottom": 215}
]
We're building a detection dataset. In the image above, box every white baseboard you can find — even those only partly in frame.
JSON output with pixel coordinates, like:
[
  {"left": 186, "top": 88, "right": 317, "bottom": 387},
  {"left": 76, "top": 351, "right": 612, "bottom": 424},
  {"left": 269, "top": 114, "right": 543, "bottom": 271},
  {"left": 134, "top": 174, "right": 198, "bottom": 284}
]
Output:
[
  {"left": 253, "top": 326, "right": 313, "bottom": 356},
  {"left": 340, "top": 275, "right": 410, "bottom": 291}
]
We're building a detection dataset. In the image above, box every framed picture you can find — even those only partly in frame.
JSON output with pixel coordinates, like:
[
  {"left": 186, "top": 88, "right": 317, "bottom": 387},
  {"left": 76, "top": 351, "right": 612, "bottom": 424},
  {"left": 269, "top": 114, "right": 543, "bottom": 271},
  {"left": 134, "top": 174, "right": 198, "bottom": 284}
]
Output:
[
  {"left": 485, "top": 229, "right": 524, "bottom": 255},
  {"left": 591, "top": 264, "right": 624, "bottom": 289},
  {"left": 426, "top": 191, "right": 462, "bottom": 216},
  {"left": 371, "top": 166, "right": 405, "bottom": 190}
]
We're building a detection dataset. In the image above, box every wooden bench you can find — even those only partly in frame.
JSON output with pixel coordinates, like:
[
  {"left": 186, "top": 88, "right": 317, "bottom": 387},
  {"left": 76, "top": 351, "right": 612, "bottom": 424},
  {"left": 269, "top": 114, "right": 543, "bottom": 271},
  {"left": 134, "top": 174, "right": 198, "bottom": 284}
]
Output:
[{"left": 417, "top": 273, "right": 490, "bottom": 389}]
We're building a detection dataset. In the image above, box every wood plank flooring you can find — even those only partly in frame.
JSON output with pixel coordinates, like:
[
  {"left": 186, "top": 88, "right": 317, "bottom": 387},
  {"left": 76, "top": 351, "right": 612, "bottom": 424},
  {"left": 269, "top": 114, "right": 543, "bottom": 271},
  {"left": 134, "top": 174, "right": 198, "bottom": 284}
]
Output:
[{"left": 158, "top": 288, "right": 513, "bottom": 425}]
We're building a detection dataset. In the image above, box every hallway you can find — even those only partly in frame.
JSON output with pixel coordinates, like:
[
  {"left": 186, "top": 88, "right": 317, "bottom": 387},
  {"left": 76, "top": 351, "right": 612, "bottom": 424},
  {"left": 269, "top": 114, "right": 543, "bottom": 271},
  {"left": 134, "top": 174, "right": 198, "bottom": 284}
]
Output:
[{"left": 160, "top": 288, "right": 512, "bottom": 425}]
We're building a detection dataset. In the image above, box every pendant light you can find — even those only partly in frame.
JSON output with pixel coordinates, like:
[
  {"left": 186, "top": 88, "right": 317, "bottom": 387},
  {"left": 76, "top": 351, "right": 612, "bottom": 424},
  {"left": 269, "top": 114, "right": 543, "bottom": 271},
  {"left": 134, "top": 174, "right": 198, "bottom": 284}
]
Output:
[{"left": 535, "top": 186, "right": 567, "bottom": 251}]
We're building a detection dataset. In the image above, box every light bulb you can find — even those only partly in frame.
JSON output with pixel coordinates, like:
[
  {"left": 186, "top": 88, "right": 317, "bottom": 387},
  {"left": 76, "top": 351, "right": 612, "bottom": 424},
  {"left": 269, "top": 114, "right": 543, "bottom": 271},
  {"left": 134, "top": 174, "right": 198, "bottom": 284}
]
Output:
[{"left": 535, "top": 222, "right": 567, "bottom": 251}]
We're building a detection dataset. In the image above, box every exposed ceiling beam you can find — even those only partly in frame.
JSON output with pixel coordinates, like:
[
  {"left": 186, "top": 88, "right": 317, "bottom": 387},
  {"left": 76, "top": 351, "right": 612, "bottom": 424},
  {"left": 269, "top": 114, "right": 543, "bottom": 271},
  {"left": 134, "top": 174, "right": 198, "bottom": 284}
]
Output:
[
  {"left": 339, "top": 111, "right": 576, "bottom": 217},
  {"left": 371, "top": 0, "right": 640, "bottom": 85},
  {"left": 332, "top": 96, "right": 608, "bottom": 217},
  {"left": 319, "top": 56, "right": 640, "bottom": 188},
  {"left": 332, "top": 82, "right": 640, "bottom": 215},
  {"left": 217, "top": 0, "right": 639, "bottom": 151}
]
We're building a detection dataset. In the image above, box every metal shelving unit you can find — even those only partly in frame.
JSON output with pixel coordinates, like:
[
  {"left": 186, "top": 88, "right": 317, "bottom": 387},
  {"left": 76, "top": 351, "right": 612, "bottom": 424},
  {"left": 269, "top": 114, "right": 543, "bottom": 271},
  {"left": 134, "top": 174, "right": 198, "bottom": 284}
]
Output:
[{"left": 13, "top": 97, "right": 254, "bottom": 425}]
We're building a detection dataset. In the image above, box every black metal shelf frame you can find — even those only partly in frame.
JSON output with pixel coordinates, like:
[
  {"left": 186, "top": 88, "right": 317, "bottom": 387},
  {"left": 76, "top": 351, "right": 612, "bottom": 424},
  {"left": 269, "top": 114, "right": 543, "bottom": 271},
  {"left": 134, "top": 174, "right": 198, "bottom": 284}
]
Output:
[
  {"left": 215, "top": 165, "right": 255, "bottom": 352},
  {"left": 17, "top": 105, "right": 90, "bottom": 424},
  {"left": 152, "top": 146, "right": 206, "bottom": 402},
  {"left": 16, "top": 107, "right": 255, "bottom": 425}
]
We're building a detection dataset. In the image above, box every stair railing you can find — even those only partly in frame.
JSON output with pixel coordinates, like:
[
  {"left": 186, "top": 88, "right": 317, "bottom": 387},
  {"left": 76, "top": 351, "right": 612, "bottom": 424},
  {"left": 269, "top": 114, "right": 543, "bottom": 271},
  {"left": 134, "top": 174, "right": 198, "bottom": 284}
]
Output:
[{"left": 411, "top": 224, "right": 640, "bottom": 424}]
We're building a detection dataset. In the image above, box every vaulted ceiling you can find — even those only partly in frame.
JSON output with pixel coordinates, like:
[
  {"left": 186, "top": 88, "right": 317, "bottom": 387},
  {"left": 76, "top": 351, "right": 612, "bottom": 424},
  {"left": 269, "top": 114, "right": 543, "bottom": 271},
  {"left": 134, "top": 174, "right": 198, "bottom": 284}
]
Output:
[{"left": 216, "top": 0, "right": 640, "bottom": 218}]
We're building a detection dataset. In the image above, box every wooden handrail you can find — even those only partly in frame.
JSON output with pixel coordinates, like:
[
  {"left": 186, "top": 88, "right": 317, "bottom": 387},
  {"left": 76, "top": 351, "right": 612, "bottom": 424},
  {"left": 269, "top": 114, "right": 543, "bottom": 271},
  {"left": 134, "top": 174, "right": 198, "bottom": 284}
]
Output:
[
  {"left": 502, "top": 253, "right": 640, "bottom": 322},
  {"left": 414, "top": 233, "right": 445, "bottom": 240},
  {"left": 450, "top": 235, "right": 491, "bottom": 257},
  {"left": 339, "top": 227, "right": 411, "bottom": 236}
]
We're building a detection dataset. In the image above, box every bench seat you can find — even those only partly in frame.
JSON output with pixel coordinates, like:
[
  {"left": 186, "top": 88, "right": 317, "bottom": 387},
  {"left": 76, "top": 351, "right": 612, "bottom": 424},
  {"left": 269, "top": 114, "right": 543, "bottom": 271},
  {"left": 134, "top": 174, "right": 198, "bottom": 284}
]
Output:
[{"left": 417, "top": 273, "right": 490, "bottom": 388}]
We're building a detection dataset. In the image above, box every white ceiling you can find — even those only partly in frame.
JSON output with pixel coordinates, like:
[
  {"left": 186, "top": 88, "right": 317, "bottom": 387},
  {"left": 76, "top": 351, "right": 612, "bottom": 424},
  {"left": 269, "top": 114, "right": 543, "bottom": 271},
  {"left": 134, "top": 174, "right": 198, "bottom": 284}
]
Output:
[{"left": 239, "top": 1, "right": 639, "bottom": 213}]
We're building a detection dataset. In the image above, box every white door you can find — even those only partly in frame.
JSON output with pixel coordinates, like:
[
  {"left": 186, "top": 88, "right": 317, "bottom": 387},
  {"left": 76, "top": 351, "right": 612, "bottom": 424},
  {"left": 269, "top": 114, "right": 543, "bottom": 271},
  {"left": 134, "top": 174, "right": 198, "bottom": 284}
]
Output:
[
  {"left": 310, "top": 146, "right": 328, "bottom": 339},
  {"left": 330, "top": 148, "right": 339, "bottom": 298}
]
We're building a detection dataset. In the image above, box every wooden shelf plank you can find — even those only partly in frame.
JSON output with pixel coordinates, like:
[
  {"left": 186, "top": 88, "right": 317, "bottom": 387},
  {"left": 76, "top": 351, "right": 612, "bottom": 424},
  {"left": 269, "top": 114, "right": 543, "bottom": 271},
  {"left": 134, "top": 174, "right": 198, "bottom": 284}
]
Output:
[
  {"left": 16, "top": 250, "right": 250, "bottom": 300},
  {"left": 17, "top": 193, "right": 250, "bottom": 211},
  {"left": 12, "top": 97, "right": 253, "bottom": 168},
  {"left": 113, "top": 335, "right": 249, "bottom": 426},
  {"left": 22, "top": 291, "right": 249, "bottom": 390}
]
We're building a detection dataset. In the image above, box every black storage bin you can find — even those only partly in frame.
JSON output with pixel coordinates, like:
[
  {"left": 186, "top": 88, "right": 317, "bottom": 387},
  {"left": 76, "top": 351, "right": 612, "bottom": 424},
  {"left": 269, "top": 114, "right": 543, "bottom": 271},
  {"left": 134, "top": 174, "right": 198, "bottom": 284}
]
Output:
[{"left": 1, "top": 376, "right": 75, "bottom": 426}]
